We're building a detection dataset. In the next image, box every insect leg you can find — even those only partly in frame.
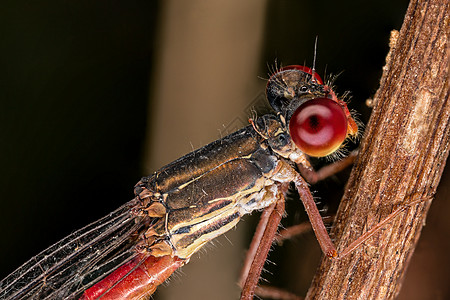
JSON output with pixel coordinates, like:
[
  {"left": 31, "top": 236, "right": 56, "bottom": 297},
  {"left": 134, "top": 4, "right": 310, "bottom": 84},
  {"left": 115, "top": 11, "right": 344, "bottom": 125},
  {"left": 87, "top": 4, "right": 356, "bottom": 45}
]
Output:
[
  {"left": 238, "top": 204, "right": 273, "bottom": 289},
  {"left": 298, "top": 150, "right": 358, "bottom": 184},
  {"left": 275, "top": 151, "right": 357, "bottom": 244},
  {"left": 337, "top": 198, "right": 428, "bottom": 259},
  {"left": 294, "top": 162, "right": 427, "bottom": 260},
  {"left": 274, "top": 216, "right": 335, "bottom": 245},
  {"left": 293, "top": 172, "right": 338, "bottom": 258},
  {"left": 240, "top": 184, "right": 288, "bottom": 300},
  {"left": 253, "top": 286, "right": 302, "bottom": 300}
]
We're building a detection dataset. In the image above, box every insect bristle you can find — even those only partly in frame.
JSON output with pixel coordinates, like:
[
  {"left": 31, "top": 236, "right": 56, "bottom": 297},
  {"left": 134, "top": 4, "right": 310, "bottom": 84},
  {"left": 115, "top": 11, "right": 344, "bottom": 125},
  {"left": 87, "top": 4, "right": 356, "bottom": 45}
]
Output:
[
  {"left": 325, "top": 147, "right": 349, "bottom": 163},
  {"left": 325, "top": 71, "right": 343, "bottom": 88},
  {"left": 351, "top": 111, "right": 365, "bottom": 142}
]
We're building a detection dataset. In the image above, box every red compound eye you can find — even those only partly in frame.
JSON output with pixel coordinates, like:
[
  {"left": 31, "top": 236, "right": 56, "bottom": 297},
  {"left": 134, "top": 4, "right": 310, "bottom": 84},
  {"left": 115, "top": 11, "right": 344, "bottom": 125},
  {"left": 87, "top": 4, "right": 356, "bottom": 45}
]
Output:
[{"left": 289, "top": 98, "right": 348, "bottom": 157}]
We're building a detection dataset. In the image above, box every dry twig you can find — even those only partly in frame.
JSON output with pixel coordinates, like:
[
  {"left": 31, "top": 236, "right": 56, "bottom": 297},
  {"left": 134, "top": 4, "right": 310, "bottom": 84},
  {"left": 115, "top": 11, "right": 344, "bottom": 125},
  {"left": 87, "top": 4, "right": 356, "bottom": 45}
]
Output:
[{"left": 306, "top": 0, "right": 449, "bottom": 298}]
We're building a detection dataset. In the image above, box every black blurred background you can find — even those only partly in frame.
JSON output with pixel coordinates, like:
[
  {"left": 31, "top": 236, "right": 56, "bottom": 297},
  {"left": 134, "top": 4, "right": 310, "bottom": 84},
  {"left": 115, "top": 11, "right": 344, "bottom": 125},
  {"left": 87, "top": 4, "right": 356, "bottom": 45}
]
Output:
[{"left": 1, "top": 1, "right": 448, "bottom": 299}]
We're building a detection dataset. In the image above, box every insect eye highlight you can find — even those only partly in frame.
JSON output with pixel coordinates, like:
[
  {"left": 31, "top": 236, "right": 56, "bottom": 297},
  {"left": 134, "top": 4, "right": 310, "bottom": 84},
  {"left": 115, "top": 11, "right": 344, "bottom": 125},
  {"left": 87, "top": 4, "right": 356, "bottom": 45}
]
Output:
[
  {"left": 299, "top": 86, "right": 309, "bottom": 93},
  {"left": 289, "top": 98, "right": 348, "bottom": 157}
]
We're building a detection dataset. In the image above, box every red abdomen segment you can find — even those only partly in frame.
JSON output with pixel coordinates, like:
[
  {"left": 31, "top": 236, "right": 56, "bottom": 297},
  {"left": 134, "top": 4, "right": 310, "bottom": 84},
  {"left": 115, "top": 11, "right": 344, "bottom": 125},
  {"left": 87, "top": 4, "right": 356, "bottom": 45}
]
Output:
[{"left": 80, "top": 255, "right": 184, "bottom": 300}]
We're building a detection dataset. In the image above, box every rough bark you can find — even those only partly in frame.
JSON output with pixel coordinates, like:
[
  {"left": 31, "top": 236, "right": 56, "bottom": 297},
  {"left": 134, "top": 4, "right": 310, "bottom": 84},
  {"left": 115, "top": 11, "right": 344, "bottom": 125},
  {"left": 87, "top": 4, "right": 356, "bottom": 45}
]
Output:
[{"left": 306, "top": 0, "right": 449, "bottom": 299}]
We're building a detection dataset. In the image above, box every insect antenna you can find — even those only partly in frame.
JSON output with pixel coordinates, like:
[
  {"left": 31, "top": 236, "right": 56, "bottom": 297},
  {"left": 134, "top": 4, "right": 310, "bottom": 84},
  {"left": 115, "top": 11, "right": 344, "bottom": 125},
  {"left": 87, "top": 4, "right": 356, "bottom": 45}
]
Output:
[{"left": 311, "top": 36, "right": 319, "bottom": 83}]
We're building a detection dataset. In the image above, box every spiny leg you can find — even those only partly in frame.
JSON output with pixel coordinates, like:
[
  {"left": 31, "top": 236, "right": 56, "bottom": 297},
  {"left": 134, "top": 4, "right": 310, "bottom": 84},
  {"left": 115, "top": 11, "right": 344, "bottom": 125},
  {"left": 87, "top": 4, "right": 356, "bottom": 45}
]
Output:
[
  {"left": 239, "top": 157, "right": 421, "bottom": 299},
  {"left": 292, "top": 171, "right": 338, "bottom": 258},
  {"left": 239, "top": 154, "right": 356, "bottom": 299},
  {"left": 240, "top": 184, "right": 288, "bottom": 300},
  {"left": 274, "top": 215, "right": 334, "bottom": 246},
  {"left": 238, "top": 203, "right": 274, "bottom": 290},
  {"left": 293, "top": 166, "right": 426, "bottom": 260},
  {"left": 278, "top": 150, "right": 357, "bottom": 247}
]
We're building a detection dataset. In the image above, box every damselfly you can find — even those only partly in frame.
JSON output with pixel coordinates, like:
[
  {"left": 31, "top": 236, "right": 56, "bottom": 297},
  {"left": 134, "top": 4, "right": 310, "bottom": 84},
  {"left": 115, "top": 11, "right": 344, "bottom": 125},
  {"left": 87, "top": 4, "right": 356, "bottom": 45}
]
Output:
[{"left": 1, "top": 64, "right": 374, "bottom": 299}]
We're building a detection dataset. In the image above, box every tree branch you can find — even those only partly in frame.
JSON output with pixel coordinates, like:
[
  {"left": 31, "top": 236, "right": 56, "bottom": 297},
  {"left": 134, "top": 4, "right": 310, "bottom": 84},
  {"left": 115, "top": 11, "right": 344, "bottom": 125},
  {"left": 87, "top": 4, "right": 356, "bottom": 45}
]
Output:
[{"left": 306, "top": 0, "right": 449, "bottom": 299}]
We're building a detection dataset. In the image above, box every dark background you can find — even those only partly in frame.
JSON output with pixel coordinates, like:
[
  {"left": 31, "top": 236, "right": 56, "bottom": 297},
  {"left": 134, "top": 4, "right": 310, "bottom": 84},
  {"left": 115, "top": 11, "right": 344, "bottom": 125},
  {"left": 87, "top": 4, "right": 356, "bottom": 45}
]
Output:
[{"left": 1, "top": 1, "right": 448, "bottom": 299}]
